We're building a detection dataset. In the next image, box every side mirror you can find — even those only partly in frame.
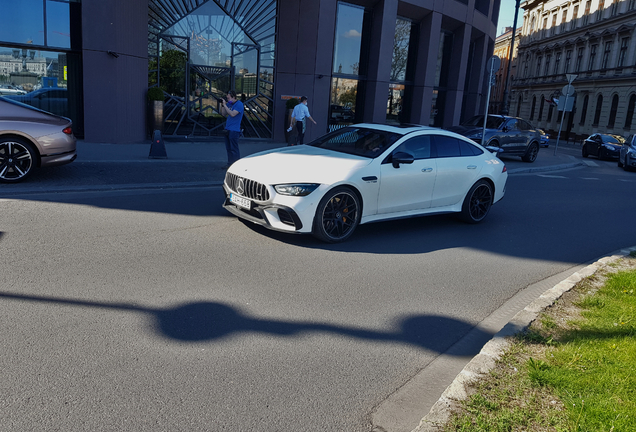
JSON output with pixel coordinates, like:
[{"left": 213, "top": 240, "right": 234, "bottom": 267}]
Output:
[
  {"left": 392, "top": 151, "right": 414, "bottom": 168},
  {"left": 484, "top": 146, "right": 504, "bottom": 156}
]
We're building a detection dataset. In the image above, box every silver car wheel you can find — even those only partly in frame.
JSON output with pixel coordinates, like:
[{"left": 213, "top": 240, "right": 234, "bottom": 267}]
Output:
[{"left": 0, "top": 138, "right": 36, "bottom": 183}]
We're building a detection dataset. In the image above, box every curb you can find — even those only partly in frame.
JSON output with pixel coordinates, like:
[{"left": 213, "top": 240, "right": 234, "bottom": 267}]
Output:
[{"left": 412, "top": 246, "right": 636, "bottom": 432}]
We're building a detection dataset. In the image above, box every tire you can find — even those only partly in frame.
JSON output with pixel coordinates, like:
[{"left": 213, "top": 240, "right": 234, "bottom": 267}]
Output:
[
  {"left": 460, "top": 180, "right": 493, "bottom": 224},
  {"left": 0, "top": 137, "right": 37, "bottom": 183},
  {"left": 312, "top": 186, "right": 361, "bottom": 243},
  {"left": 625, "top": 155, "right": 632, "bottom": 172},
  {"left": 582, "top": 145, "right": 588, "bottom": 158},
  {"left": 521, "top": 142, "right": 539, "bottom": 163},
  {"left": 618, "top": 156, "right": 624, "bottom": 168}
]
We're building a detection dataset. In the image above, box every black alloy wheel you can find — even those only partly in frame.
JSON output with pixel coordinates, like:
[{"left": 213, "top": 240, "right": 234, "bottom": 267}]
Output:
[
  {"left": 0, "top": 137, "right": 37, "bottom": 183},
  {"left": 460, "top": 180, "right": 493, "bottom": 224},
  {"left": 521, "top": 142, "right": 539, "bottom": 163},
  {"left": 618, "top": 156, "right": 624, "bottom": 168},
  {"left": 312, "top": 186, "right": 361, "bottom": 243},
  {"left": 582, "top": 145, "right": 589, "bottom": 158}
]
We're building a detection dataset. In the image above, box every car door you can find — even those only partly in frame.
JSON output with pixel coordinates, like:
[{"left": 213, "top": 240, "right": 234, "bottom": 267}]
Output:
[
  {"left": 430, "top": 135, "right": 483, "bottom": 208},
  {"left": 377, "top": 135, "right": 436, "bottom": 214},
  {"left": 501, "top": 119, "right": 524, "bottom": 154}
]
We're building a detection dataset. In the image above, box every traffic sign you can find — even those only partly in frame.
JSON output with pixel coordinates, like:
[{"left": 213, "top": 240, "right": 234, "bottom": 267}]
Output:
[
  {"left": 562, "top": 85, "right": 575, "bottom": 97},
  {"left": 487, "top": 56, "right": 501, "bottom": 73}
]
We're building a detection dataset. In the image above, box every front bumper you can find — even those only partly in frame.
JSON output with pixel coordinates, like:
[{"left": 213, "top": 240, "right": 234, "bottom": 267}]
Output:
[{"left": 222, "top": 194, "right": 305, "bottom": 233}]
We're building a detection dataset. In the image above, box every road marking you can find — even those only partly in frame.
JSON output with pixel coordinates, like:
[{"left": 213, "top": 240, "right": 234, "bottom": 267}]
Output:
[
  {"left": 537, "top": 174, "right": 568, "bottom": 178},
  {"left": 581, "top": 177, "right": 600, "bottom": 180}
]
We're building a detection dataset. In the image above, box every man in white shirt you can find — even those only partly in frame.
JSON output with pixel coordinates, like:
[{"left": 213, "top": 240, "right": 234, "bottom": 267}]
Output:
[{"left": 289, "top": 96, "right": 317, "bottom": 145}]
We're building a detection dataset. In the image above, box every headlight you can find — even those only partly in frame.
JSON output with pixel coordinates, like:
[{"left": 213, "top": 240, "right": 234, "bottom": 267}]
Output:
[
  {"left": 274, "top": 183, "right": 320, "bottom": 196},
  {"left": 466, "top": 132, "right": 483, "bottom": 139},
  {"left": 628, "top": 149, "right": 636, "bottom": 156}
]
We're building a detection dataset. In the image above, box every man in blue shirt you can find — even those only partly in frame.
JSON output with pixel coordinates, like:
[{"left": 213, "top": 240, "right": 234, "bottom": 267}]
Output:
[
  {"left": 220, "top": 90, "right": 244, "bottom": 166},
  {"left": 289, "top": 96, "right": 317, "bottom": 145}
]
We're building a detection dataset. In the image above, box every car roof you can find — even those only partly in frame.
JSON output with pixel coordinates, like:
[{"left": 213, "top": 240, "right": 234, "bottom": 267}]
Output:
[{"left": 353, "top": 123, "right": 442, "bottom": 135}]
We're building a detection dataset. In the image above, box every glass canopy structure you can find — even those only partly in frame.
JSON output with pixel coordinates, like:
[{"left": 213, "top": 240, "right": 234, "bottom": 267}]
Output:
[{"left": 148, "top": 0, "right": 276, "bottom": 138}]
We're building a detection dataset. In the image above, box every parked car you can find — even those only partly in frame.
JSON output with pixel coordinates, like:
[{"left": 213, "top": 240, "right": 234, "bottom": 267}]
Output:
[
  {"left": 329, "top": 104, "right": 355, "bottom": 124},
  {"left": 222, "top": 124, "right": 508, "bottom": 242},
  {"left": 447, "top": 114, "right": 541, "bottom": 163},
  {"left": 4, "top": 87, "right": 68, "bottom": 117},
  {"left": 0, "top": 84, "right": 27, "bottom": 96},
  {"left": 618, "top": 134, "right": 636, "bottom": 171},
  {"left": 581, "top": 133, "right": 625, "bottom": 160},
  {"left": 0, "top": 96, "right": 77, "bottom": 182},
  {"left": 538, "top": 129, "right": 550, "bottom": 147}
]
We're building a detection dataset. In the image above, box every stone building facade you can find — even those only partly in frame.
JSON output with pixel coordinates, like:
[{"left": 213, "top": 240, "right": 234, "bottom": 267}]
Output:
[{"left": 511, "top": 0, "right": 636, "bottom": 142}]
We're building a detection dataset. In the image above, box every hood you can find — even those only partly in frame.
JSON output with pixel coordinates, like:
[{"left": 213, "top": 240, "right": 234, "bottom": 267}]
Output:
[{"left": 229, "top": 146, "right": 372, "bottom": 184}]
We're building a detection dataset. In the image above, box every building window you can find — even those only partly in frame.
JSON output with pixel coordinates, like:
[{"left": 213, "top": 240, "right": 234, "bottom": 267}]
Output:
[
  {"left": 630, "top": 0, "right": 636, "bottom": 11},
  {"left": 565, "top": 50, "right": 572, "bottom": 73},
  {"left": 601, "top": 41, "right": 613, "bottom": 69},
  {"left": 554, "top": 52, "right": 561, "bottom": 75},
  {"left": 576, "top": 47, "right": 584, "bottom": 71},
  {"left": 524, "top": 54, "right": 530, "bottom": 77},
  {"left": 538, "top": 96, "right": 545, "bottom": 121},
  {"left": 536, "top": 56, "right": 543, "bottom": 76},
  {"left": 544, "top": 54, "right": 551, "bottom": 75},
  {"left": 431, "top": 31, "right": 453, "bottom": 127},
  {"left": 608, "top": 95, "right": 619, "bottom": 127},
  {"left": 597, "top": 0, "right": 605, "bottom": 21},
  {"left": 580, "top": 94, "right": 589, "bottom": 125},
  {"left": 561, "top": 9, "right": 568, "bottom": 26},
  {"left": 547, "top": 102, "right": 554, "bottom": 122},
  {"left": 331, "top": 2, "right": 370, "bottom": 128},
  {"left": 571, "top": 5, "right": 579, "bottom": 30},
  {"left": 588, "top": 44, "right": 598, "bottom": 70},
  {"left": 618, "top": 38, "right": 629, "bottom": 67},
  {"left": 583, "top": 0, "right": 592, "bottom": 25},
  {"left": 516, "top": 96, "right": 522, "bottom": 117},
  {"left": 530, "top": 96, "right": 536, "bottom": 120},
  {"left": 610, "top": 0, "right": 618, "bottom": 16},
  {"left": 625, "top": 94, "right": 636, "bottom": 128},
  {"left": 387, "top": 17, "right": 414, "bottom": 125},
  {"left": 551, "top": 14, "right": 558, "bottom": 35},
  {"left": 593, "top": 94, "right": 603, "bottom": 125}
]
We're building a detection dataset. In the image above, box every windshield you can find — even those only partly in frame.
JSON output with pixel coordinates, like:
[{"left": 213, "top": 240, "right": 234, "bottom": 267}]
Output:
[
  {"left": 461, "top": 115, "right": 506, "bottom": 129},
  {"left": 308, "top": 127, "right": 401, "bottom": 158},
  {"left": 601, "top": 134, "right": 625, "bottom": 144}
]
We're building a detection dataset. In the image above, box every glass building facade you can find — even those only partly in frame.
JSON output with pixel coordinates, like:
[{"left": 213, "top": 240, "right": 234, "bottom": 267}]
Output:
[{"left": 0, "top": 0, "right": 501, "bottom": 144}]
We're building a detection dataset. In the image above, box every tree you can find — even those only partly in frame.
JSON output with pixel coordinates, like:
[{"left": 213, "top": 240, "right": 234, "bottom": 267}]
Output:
[
  {"left": 148, "top": 49, "right": 187, "bottom": 96},
  {"left": 391, "top": 20, "right": 411, "bottom": 82}
]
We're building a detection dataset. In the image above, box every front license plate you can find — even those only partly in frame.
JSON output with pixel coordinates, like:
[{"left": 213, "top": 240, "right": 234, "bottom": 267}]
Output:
[{"left": 230, "top": 193, "right": 251, "bottom": 210}]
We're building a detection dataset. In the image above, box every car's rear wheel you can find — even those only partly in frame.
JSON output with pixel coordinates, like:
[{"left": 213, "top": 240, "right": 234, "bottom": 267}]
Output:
[
  {"left": 582, "top": 145, "right": 588, "bottom": 158},
  {"left": 312, "top": 186, "right": 360, "bottom": 243},
  {"left": 521, "top": 142, "right": 539, "bottom": 162},
  {"left": 0, "top": 137, "right": 37, "bottom": 183},
  {"left": 625, "top": 156, "right": 632, "bottom": 172},
  {"left": 460, "top": 180, "right": 493, "bottom": 224},
  {"left": 618, "top": 156, "right": 624, "bottom": 168}
]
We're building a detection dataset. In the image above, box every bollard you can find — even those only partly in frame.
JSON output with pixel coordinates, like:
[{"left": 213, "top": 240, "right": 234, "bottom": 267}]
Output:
[{"left": 149, "top": 130, "right": 168, "bottom": 159}]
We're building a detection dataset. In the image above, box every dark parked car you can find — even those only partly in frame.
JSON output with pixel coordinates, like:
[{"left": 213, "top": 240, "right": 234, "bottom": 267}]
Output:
[
  {"left": 618, "top": 134, "right": 636, "bottom": 171},
  {"left": 447, "top": 114, "right": 541, "bottom": 162},
  {"left": 0, "top": 96, "right": 76, "bottom": 182},
  {"left": 4, "top": 87, "right": 68, "bottom": 117},
  {"left": 581, "top": 133, "right": 625, "bottom": 160}
]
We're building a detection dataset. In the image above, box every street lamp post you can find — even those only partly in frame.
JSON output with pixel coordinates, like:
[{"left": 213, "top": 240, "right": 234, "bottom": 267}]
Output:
[{"left": 500, "top": 0, "right": 521, "bottom": 115}]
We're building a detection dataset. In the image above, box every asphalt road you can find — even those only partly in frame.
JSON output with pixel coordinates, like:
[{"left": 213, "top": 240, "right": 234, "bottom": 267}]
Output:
[{"left": 1, "top": 151, "right": 635, "bottom": 432}]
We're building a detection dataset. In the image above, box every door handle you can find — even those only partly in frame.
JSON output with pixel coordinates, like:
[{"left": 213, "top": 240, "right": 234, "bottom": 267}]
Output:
[
  {"left": 467, "top": 165, "right": 477, "bottom": 169},
  {"left": 421, "top": 167, "right": 433, "bottom": 172}
]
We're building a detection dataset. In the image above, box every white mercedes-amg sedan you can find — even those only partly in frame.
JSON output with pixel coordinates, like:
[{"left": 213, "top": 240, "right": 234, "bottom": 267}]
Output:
[{"left": 223, "top": 124, "right": 508, "bottom": 243}]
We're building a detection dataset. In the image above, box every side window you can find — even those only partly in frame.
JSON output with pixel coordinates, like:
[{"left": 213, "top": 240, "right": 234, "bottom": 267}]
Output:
[
  {"left": 394, "top": 135, "right": 432, "bottom": 160},
  {"left": 432, "top": 135, "right": 461, "bottom": 158},
  {"left": 518, "top": 120, "right": 531, "bottom": 130},
  {"left": 506, "top": 119, "right": 519, "bottom": 130},
  {"left": 459, "top": 139, "right": 484, "bottom": 156}
]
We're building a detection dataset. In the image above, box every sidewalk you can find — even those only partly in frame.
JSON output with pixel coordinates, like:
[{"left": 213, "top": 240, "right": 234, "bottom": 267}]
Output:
[{"left": 0, "top": 137, "right": 586, "bottom": 196}]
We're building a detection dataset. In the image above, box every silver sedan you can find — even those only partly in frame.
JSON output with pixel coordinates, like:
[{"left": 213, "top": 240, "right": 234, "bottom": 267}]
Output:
[{"left": 0, "top": 96, "right": 77, "bottom": 183}]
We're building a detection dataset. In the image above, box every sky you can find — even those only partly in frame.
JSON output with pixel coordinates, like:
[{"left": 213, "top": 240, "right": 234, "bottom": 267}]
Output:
[{"left": 497, "top": 1, "right": 525, "bottom": 36}]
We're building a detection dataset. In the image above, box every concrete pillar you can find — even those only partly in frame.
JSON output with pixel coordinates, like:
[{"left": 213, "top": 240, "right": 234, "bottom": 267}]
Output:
[
  {"left": 81, "top": 0, "right": 148, "bottom": 143},
  {"left": 362, "top": 0, "right": 398, "bottom": 123},
  {"left": 411, "top": 12, "right": 443, "bottom": 126}
]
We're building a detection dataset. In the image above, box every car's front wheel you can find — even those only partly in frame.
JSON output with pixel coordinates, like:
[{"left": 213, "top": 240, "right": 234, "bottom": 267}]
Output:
[
  {"left": 0, "top": 137, "right": 37, "bottom": 183},
  {"left": 460, "top": 180, "right": 493, "bottom": 224},
  {"left": 618, "top": 156, "right": 624, "bottom": 168},
  {"left": 312, "top": 186, "right": 361, "bottom": 243},
  {"left": 521, "top": 142, "right": 539, "bottom": 162}
]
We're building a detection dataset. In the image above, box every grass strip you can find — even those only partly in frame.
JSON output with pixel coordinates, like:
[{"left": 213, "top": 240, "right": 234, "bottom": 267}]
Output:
[{"left": 445, "top": 255, "right": 636, "bottom": 432}]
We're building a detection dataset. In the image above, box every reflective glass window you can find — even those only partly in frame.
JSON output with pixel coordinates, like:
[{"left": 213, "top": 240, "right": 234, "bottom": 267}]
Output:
[
  {"left": 0, "top": 0, "right": 45, "bottom": 46},
  {"left": 47, "top": 0, "right": 71, "bottom": 49},
  {"left": 391, "top": 18, "right": 411, "bottom": 82},
  {"left": 329, "top": 77, "right": 359, "bottom": 130},
  {"left": 333, "top": 3, "right": 364, "bottom": 75}
]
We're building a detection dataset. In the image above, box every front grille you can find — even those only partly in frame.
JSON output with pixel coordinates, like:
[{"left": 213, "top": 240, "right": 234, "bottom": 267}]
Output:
[{"left": 225, "top": 172, "right": 270, "bottom": 201}]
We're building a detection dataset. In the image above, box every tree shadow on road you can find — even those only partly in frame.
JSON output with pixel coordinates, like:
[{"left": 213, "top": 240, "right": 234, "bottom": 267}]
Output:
[{"left": 0, "top": 291, "right": 492, "bottom": 356}]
